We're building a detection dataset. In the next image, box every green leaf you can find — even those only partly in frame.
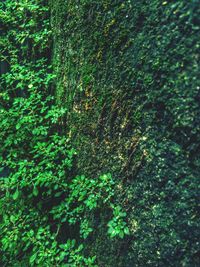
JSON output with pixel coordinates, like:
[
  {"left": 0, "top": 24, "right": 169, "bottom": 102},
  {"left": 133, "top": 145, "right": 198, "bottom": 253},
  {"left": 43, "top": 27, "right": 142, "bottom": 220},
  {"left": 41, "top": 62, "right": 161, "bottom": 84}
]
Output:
[
  {"left": 119, "top": 231, "right": 124, "bottom": 238},
  {"left": 124, "top": 227, "right": 130, "bottom": 235},
  {"left": 33, "top": 186, "right": 39, "bottom": 196},
  {"left": 10, "top": 215, "right": 15, "bottom": 223},
  {"left": 55, "top": 192, "right": 62, "bottom": 197},
  {"left": 16, "top": 123, "right": 21, "bottom": 130},
  {"left": 30, "top": 253, "right": 37, "bottom": 264},
  {"left": 13, "top": 189, "right": 19, "bottom": 200}
]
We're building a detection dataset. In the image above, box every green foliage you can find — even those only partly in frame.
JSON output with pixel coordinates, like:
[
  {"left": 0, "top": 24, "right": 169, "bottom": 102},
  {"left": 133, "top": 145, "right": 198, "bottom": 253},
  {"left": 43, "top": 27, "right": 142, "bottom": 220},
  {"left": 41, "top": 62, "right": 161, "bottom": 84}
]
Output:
[
  {"left": 108, "top": 205, "right": 130, "bottom": 238},
  {"left": 0, "top": 0, "right": 128, "bottom": 266},
  {"left": 51, "top": 0, "right": 200, "bottom": 266}
]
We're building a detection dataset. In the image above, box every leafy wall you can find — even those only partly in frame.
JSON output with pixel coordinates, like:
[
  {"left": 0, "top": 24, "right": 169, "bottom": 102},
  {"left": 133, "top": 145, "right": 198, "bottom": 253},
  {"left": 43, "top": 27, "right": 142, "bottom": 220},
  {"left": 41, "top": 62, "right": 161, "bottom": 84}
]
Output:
[
  {"left": 51, "top": 0, "right": 200, "bottom": 266},
  {"left": 1, "top": 1, "right": 130, "bottom": 266}
]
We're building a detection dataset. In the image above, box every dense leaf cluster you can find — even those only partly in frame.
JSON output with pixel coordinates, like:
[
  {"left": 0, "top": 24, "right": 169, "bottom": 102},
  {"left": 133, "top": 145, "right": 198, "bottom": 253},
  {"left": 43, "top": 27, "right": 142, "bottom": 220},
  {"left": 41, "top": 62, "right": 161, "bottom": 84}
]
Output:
[
  {"left": 0, "top": 1, "right": 128, "bottom": 266},
  {"left": 51, "top": 0, "right": 200, "bottom": 266}
]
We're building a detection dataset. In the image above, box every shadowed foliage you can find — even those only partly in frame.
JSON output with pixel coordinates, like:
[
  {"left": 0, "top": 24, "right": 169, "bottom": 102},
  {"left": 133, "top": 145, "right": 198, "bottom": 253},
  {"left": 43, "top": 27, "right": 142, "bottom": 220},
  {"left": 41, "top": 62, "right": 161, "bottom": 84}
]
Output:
[{"left": 51, "top": 0, "right": 200, "bottom": 266}]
